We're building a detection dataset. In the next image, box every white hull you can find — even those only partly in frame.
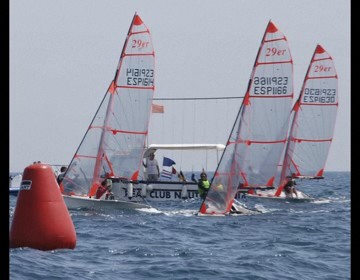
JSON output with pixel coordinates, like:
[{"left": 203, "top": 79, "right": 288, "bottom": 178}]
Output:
[
  {"left": 198, "top": 199, "right": 261, "bottom": 216},
  {"left": 10, "top": 180, "right": 259, "bottom": 202},
  {"left": 62, "top": 195, "right": 152, "bottom": 210},
  {"left": 110, "top": 181, "right": 200, "bottom": 202},
  {"left": 244, "top": 189, "right": 313, "bottom": 201},
  {"left": 10, "top": 180, "right": 201, "bottom": 202}
]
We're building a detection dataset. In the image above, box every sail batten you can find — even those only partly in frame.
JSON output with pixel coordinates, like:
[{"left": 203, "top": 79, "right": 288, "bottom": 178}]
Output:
[
  {"left": 251, "top": 95, "right": 292, "bottom": 99},
  {"left": 291, "top": 138, "right": 332, "bottom": 142},
  {"left": 257, "top": 60, "right": 292, "bottom": 65},
  {"left": 118, "top": 85, "right": 155, "bottom": 90}
]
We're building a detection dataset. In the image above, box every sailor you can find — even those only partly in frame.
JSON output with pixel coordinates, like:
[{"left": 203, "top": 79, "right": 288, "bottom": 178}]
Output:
[
  {"left": 143, "top": 152, "right": 160, "bottom": 181},
  {"left": 230, "top": 204, "right": 244, "bottom": 214},
  {"left": 105, "top": 179, "right": 114, "bottom": 200},
  {"left": 197, "top": 172, "right": 210, "bottom": 199},
  {"left": 284, "top": 176, "right": 298, "bottom": 198},
  {"left": 96, "top": 178, "right": 113, "bottom": 199},
  {"left": 57, "top": 166, "right": 67, "bottom": 185}
]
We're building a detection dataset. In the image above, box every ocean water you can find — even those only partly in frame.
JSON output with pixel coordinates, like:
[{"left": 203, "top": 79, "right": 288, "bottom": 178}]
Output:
[{"left": 9, "top": 172, "right": 350, "bottom": 280}]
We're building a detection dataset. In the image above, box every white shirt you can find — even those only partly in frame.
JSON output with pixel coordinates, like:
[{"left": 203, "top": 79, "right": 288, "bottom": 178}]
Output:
[{"left": 147, "top": 158, "right": 159, "bottom": 175}]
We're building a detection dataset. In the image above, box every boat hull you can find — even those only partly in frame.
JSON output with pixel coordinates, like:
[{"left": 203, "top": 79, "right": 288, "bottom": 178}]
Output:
[
  {"left": 10, "top": 181, "right": 252, "bottom": 202},
  {"left": 110, "top": 181, "right": 201, "bottom": 202},
  {"left": 62, "top": 195, "right": 152, "bottom": 210},
  {"left": 10, "top": 180, "right": 201, "bottom": 202},
  {"left": 198, "top": 199, "right": 261, "bottom": 216},
  {"left": 244, "top": 189, "right": 314, "bottom": 201}
]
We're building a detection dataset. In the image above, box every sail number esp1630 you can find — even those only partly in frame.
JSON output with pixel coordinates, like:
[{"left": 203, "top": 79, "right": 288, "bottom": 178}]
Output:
[{"left": 302, "top": 88, "right": 336, "bottom": 104}]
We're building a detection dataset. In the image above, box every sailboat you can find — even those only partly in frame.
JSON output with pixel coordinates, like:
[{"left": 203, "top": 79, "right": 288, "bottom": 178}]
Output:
[
  {"left": 61, "top": 13, "right": 155, "bottom": 210},
  {"left": 247, "top": 44, "right": 338, "bottom": 200},
  {"left": 198, "top": 20, "right": 294, "bottom": 215},
  {"left": 9, "top": 173, "right": 22, "bottom": 196}
]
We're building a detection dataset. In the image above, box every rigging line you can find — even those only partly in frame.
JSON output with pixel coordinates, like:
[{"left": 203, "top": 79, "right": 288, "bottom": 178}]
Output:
[
  {"left": 142, "top": 197, "right": 154, "bottom": 208},
  {"left": 179, "top": 99, "right": 186, "bottom": 169},
  {"left": 153, "top": 96, "right": 244, "bottom": 101}
]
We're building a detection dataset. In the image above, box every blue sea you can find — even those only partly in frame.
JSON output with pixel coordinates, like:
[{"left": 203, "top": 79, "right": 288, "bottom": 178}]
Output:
[{"left": 9, "top": 172, "right": 350, "bottom": 280}]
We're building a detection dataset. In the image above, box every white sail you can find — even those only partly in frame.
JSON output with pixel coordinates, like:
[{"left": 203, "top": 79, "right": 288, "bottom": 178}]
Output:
[
  {"left": 278, "top": 45, "right": 338, "bottom": 186},
  {"left": 199, "top": 21, "right": 294, "bottom": 215},
  {"left": 61, "top": 13, "right": 155, "bottom": 200}
]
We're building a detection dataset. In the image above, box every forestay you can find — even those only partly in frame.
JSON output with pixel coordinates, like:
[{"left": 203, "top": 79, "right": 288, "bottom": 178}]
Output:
[
  {"left": 61, "top": 14, "right": 155, "bottom": 198},
  {"left": 199, "top": 21, "right": 294, "bottom": 215}
]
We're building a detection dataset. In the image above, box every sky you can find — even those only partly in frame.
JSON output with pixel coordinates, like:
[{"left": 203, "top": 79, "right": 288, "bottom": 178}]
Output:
[{"left": 9, "top": 0, "right": 350, "bottom": 173}]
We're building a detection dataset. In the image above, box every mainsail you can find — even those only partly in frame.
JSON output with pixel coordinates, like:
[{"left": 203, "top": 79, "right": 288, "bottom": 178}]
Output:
[
  {"left": 199, "top": 21, "right": 294, "bottom": 215},
  {"left": 61, "top": 13, "right": 155, "bottom": 197},
  {"left": 277, "top": 45, "right": 338, "bottom": 189}
]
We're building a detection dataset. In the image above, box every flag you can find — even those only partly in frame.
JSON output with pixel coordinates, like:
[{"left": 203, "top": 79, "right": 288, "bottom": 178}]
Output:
[
  {"left": 161, "top": 168, "right": 173, "bottom": 180},
  {"left": 178, "top": 170, "right": 187, "bottom": 182},
  {"left": 172, "top": 167, "right": 177, "bottom": 174},
  {"left": 152, "top": 104, "right": 164, "bottom": 113},
  {"left": 163, "top": 157, "right": 176, "bottom": 167}
]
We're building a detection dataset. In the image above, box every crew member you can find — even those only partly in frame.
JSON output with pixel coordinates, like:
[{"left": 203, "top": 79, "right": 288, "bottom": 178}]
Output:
[
  {"left": 284, "top": 176, "right": 298, "bottom": 198},
  {"left": 198, "top": 172, "right": 210, "bottom": 199},
  {"left": 143, "top": 152, "right": 160, "bottom": 181}
]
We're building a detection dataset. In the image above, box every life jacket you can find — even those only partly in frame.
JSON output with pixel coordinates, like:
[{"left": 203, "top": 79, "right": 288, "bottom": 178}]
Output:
[
  {"left": 95, "top": 185, "right": 107, "bottom": 199},
  {"left": 57, "top": 173, "right": 65, "bottom": 185},
  {"left": 285, "top": 179, "right": 295, "bottom": 187},
  {"left": 198, "top": 180, "right": 210, "bottom": 196},
  {"left": 284, "top": 179, "right": 296, "bottom": 194}
]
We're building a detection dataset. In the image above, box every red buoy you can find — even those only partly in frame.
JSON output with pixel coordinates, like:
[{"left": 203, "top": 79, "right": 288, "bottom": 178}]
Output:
[{"left": 10, "top": 162, "right": 76, "bottom": 250}]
